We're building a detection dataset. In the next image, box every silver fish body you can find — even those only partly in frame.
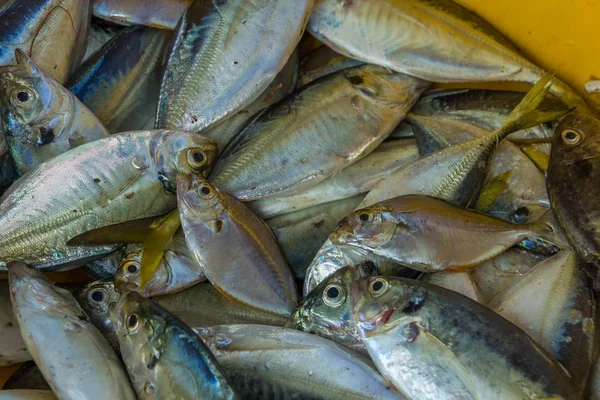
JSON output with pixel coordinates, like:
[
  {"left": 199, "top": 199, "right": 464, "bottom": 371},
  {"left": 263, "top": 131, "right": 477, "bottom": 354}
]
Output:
[
  {"left": 298, "top": 45, "right": 364, "bottom": 87},
  {"left": 69, "top": 26, "right": 170, "bottom": 133},
  {"left": 0, "top": 390, "right": 56, "bottom": 400},
  {"left": 110, "top": 291, "right": 238, "bottom": 399},
  {"left": 92, "top": 0, "right": 191, "bottom": 30},
  {"left": 0, "top": 130, "right": 217, "bottom": 270},
  {"left": 0, "top": 0, "right": 91, "bottom": 84},
  {"left": 198, "top": 324, "right": 404, "bottom": 400},
  {"left": 211, "top": 65, "right": 429, "bottom": 201},
  {"left": 0, "top": 50, "right": 110, "bottom": 176},
  {"left": 249, "top": 138, "right": 420, "bottom": 219},
  {"left": 156, "top": 0, "right": 313, "bottom": 132},
  {"left": 82, "top": 22, "right": 123, "bottom": 64},
  {"left": 8, "top": 262, "right": 135, "bottom": 400},
  {"left": 353, "top": 276, "right": 577, "bottom": 399}
]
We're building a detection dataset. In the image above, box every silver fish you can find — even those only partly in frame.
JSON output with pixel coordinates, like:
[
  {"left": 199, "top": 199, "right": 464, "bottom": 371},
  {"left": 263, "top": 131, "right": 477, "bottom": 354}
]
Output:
[
  {"left": 0, "top": 391, "right": 56, "bottom": 400},
  {"left": 8, "top": 262, "right": 135, "bottom": 400},
  {"left": 298, "top": 45, "right": 364, "bottom": 87},
  {"left": 156, "top": 0, "right": 313, "bottom": 132},
  {"left": 92, "top": 0, "right": 192, "bottom": 30},
  {"left": 0, "top": 281, "right": 30, "bottom": 366},
  {"left": 0, "top": 130, "right": 217, "bottom": 270},
  {"left": 0, "top": 50, "right": 110, "bottom": 176}
]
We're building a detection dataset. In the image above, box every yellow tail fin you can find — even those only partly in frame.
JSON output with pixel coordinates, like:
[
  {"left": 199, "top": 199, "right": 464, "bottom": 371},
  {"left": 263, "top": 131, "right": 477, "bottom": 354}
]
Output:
[{"left": 68, "top": 210, "right": 181, "bottom": 288}]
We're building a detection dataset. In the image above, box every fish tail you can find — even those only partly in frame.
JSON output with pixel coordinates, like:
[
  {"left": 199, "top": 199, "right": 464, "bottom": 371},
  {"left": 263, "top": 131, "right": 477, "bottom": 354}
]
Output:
[
  {"left": 529, "top": 210, "right": 570, "bottom": 249},
  {"left": 497, "top": 73, "right": 573, "bottom": 141}
]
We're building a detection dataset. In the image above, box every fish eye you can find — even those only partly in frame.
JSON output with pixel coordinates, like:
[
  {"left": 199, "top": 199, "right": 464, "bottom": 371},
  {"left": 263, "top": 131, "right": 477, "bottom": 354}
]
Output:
[
  {"left": 88, "top": 288, "right": 107, "bottom": 305},
  {"left": 322, "top": 283, "right": 346, "bottom": 307},
  {"left": 197, "top": 183, "right": 215, "bottom": 199},
  {"left": 123, "top": 261, "right": 140, "bottom": 276},
  {"left": 369, "top": 278, "right": 389, "bottom": 297},
  {"left": 187, "top": 148, "right": 207, "bottom": 169},
  {"left": 127, "top": 313, "right": 141, "bottom": 333},
  {"left": 561, "top": 129, "right": 582, "bottom": 146},
  {"left": 12, "top": 89, "right": 34, "bottom": 108},
  {"left": 512, "top": 207, "right": 530, "bottom": 224},
  {"left": 357, "top": 211, "right": 374, "bottom": 224},
  {"left": 17, "top": 91, "right": 29, "bottom": 102}
]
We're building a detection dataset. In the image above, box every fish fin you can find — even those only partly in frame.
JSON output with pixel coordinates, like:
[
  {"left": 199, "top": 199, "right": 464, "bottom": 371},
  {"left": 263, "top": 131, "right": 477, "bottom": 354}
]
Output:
[
  {"left": 498, "top": 73, "right": 573, "bottom": 139},
  {"left": 529, "top": 211, "right": 570, "bottom": 249},
  {"left": 519, "top": 144, "right": 550, "bottom": 171},
  {"left": 14, "top": 49, "right": 42, "bottom": 76},
  {"left": 68, "top": 211, "right": 181, "bottom": 288},
  {"left": 475, "top": 171, "right": 512, "bottom": 212}
]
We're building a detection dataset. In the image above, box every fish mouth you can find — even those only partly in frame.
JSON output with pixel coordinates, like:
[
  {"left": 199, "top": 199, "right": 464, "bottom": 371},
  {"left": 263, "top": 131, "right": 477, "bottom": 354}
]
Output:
[
  {"left": 6, "top": 262, "right": 40, "bottom": 281},
  {"left": 176, "top": 173, "right": 194, "bottom": 212}
]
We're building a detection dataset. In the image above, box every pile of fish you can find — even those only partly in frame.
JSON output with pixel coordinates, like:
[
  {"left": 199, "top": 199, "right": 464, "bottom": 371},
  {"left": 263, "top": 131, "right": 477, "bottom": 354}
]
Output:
[{"left": 1, "top": 0, "right": 600, "bottom": 399}]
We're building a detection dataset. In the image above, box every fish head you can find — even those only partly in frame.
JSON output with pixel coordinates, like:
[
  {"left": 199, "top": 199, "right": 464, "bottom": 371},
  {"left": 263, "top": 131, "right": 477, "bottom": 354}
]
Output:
[
  {"left": 330, "top": 205, "right": 397, "bottom": 250},
  {"left": 286, "top": 266, "right": 365, "bottom": 350},
  {"left": 177, "top": 173, "right": 227, "bottom": 233},
  {"left": 550, "top": 113, "right": 600, "bottom": 172},
  {"left": 352, "top": 276, "right": 427, "bottom": 338},
  {"left": 114, "top": 244, "right": 169, "bottom": 296},
  {"left": 346, "top": 65, "right": 430, "bottom": 106},
  {"left": 8, "top": 262, "right": 88, "bottom": 320},
  {"left": 0, "top": 50, "right": 60, "bottom": 143},
  {"left": 151, "top": 131, "right": 218, "bottom": 191},
  {"left": 74, "top": 279, "right": 121, "bottom": 344}
]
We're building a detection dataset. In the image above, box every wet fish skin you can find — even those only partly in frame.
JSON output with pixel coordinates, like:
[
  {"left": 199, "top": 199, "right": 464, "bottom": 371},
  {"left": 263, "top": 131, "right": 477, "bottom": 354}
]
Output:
[
  {"left": 198, "top": 324, "right": 403, "bottom": 400},
  {"left": 8, "top": 262, "right": 135, "bottom": 400},
  {"left": 93, "top": 0, "right": 192, "bottom": 30},
  {"left": 308, "top": 0, "right": 588, "bottom": 111},
  {"left": 177, "top": 174, "right": 298, "bottom": 317},
  {"left": 82, "top": 22, "right": 123, "bottom": 64},
  {"left": 0, "top": 390, "right": 56, "bottom": 400},
  {"left": 0, "top": 50, "right": 110, "bottom": 176},
  {"left": 81, "top": 247, "right": 123, "bottom": 279},
  {"left": 115, "top": 228, "right": 205, "bottom": 297},
  {"left": 286, "top": 267, "right": 367, "bottom": 354},
  {"left": 211, "top": 65, "right": 429, "bottom": 201},
  {"left": 156, "top": 0, "right": 313, "bottom": 132},
  {"left": 489, "top": 250, "right": 596, "bottom": 395},
  {"left": 298, "top": 45, "right": 364, "bottom": 87},
  {"left": 69, "top": 26, "right": 170, "bottom": 133},
  {"left": 0, "top": 0, "right": 91, "bottom": 84},
  {"left": 0, "top": 130, "right": 217, "bottom": 270},
  {"left": 109, "top": 291, "right": 238, "bottom": 399},
  {"left": 421, "top": 271, "right": 483, "bottom": 303},
  {"left": 74, "top": 279, "right": 122, "bottom": 349},
  {"left": 547, "top": 113, "right": 600, "bottom": 285},
  {"left": 266, "top": 195, "right": 364, "bottom": 279},
  {"left": 0, "top": 281, "right": 31, "bottom": 366},
  {"left": 331, "top": 195, "right": 562, "bottom": 273},
  {"left": 352, "top": 276, "right": 577, "bottom": 399},
  {"left": 249, "top": 138, "right": 420, "bottom": 219}
]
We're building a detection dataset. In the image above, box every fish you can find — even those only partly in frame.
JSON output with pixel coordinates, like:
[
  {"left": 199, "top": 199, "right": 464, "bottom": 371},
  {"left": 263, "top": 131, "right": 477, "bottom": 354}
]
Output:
[
  {"left": 197, "top": 324, "right": 403, "bottom": 400},
  {"left": 547, "top": 113, "right": 600, "bottom": 288},
  {"left": 266, "top": 195, "right": 364, "bottom": 279},
  {"left": 0, "top": 0, "right": 91, "bottom": 84},
  {"left": 8, "top": 262, "right": 135, "bottom": 400},
  {"left": 177, "top": 174, "right": 298, "bottom": 317},
  {"left": 489, "top": 250, "right": 596, "bottom": 395},
  {"left": 74, "top": 278, "right": 123, "bottom": 349},
  {"left": 470, "top": 248, "right": 547, "bottom": 304},
  {"left": 81, "top": 247, "right": 123, "bottom": 279},
  {"left": 203, "top": 49, "right": 300, "bottom": 153},
  {"left": 76, "top": 280, "right": 287, "bottom": 347},
  {"left": 114, "top": 228, "right": 205, "bottom": 296},
  {"left": 0, "top": 50, "right": 110, "bottom": 176},
  {"left": 0, "top": 130, "right": 217, "bottom": 270},
  {"left": 308, "top": 0, "right": 589, "bottom": 112},
  {"left": 211, "top": 65, "right": 429, "bottom": 201},
  {"left": 0, "top": 391, "right": 56, "bottom": 400},
  {"left": 352, "top": 276, "right": 577, "bottom": 399},
  {"left": 69, "top": 26, "right": 170, "bottom": 133},
  {"left": 421, "top": 271, "right": 483, "bottom": 303},
  {"left": 156, "top": 0, "right": 313, "bottom": 132},
  {"left": 249, "top": 138, "right": 420, "bottom": 219},
  {"left": 360, "top": 74, "right": 571, "bottom": 208},
  {"left": 3, "top": 361, "right": 50, "bottom": 391},
  {"left": 0, "top": 281, "right": 31, "bottom": 366},
  {"left": 109, "top": 291, "right": 238, "bottom": 399},
  {"left": 298, "top": 45, "right": 364, "bottom": 87},
  {"left": 92, "top": 0, "right": 192, "bottom": 29},
  {"left": 408, "top": 114, "right": 550, "bottom": 223},
  {"left": 329, "top": 195, "right": 564, "bottom": 273},
  {"left": 82, "top": 22, "right": 123, "bottom": 64},
  {"left": 286, "top": 267, "right": 368, "bottom": 354}
]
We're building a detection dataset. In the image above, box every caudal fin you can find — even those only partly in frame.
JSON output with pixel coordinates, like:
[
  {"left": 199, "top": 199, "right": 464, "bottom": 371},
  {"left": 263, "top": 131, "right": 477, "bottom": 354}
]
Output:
[{"left": 498, "top": 74, "right": 573, "bottom": 141}]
